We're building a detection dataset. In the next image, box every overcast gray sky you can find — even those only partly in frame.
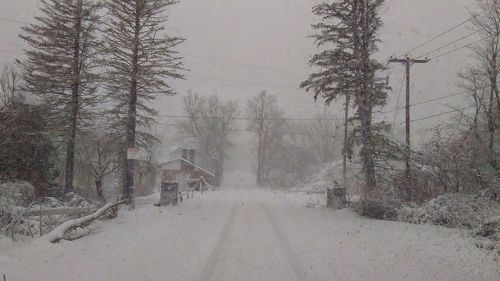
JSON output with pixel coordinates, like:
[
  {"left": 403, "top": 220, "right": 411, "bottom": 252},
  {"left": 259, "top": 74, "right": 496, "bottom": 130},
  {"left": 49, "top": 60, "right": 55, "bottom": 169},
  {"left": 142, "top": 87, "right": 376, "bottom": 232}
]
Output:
[{"left": 0, "top": 0, "right": 477, "bottom": 145}]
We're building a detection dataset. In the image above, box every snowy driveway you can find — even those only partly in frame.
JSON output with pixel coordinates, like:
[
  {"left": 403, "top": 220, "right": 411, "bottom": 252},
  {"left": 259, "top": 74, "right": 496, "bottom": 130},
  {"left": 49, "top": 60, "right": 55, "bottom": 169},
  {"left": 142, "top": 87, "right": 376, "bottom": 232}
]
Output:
[{"left": 0, "top": 188, "right": 499, "bottom": 281}]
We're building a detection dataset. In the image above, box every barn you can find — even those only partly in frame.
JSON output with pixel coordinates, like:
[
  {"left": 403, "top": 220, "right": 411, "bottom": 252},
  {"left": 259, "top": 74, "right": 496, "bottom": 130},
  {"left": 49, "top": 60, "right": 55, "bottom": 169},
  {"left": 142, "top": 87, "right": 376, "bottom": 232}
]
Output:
[{"left": 160, "top": 149, "right": 215, "bottom": 190}]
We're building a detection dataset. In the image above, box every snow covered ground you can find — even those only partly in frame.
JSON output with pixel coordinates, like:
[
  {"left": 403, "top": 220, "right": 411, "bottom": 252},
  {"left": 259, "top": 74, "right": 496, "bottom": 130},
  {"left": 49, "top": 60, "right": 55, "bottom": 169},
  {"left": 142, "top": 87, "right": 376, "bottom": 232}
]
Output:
[{"left": 0, "top": 187, "right": 498, "bottom": 281}]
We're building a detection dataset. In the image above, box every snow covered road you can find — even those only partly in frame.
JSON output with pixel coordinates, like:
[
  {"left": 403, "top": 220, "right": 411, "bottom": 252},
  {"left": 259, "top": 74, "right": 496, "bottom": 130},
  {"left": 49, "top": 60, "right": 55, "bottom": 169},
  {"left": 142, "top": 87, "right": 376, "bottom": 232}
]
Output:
[
  {"left": 198, "top": 196, "right": 305, "bottom": 281},
  {"left": 1, "top": 188, "right": 499, "bottom": 281}
]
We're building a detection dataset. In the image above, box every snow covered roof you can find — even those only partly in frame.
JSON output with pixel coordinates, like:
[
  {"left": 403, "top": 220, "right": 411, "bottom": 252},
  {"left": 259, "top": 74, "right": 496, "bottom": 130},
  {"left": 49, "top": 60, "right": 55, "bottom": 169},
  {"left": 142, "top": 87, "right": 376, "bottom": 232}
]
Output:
[{"left": 160, "top": 158, "right": 215, "bottom": 178}]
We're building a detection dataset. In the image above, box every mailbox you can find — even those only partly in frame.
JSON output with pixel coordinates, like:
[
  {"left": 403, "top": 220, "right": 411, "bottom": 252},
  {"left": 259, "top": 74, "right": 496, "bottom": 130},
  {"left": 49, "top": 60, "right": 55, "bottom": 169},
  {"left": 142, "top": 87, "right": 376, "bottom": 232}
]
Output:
[{"left": 157, "top": 182, "right": 179, "bottom": 206}]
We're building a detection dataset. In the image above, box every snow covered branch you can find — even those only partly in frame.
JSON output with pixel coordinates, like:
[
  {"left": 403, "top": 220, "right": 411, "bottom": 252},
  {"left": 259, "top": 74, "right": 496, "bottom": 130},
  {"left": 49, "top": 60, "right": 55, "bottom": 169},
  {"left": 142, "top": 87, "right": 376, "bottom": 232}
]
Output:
[{"left": 46, "top": 200, "right": 127, "bottom": 243}]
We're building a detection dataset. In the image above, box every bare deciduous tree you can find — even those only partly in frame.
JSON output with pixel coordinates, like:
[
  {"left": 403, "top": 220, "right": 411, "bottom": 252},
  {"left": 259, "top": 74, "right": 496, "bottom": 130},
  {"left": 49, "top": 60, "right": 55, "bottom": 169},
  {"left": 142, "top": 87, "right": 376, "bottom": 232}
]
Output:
[
  {"left": 456, "top": 0, "right": 500, "bottom": 172},
  {"left": 0, "top": 65, "right": 23, "bottom": 108},
  {"left": 76, "top": 131, "right": 119, "bottom": 203},
  {"left": 177, "top": 93, "right": 239, "bottom": 186},
  {"left": 473, "top": 0, "right": 500, "bottom": 171},
  {"left": 246, "top": 91, "right": 288, "bottom": 185},
  {"left": 301, "top": 109, "right": 341, "bottom": 168}
]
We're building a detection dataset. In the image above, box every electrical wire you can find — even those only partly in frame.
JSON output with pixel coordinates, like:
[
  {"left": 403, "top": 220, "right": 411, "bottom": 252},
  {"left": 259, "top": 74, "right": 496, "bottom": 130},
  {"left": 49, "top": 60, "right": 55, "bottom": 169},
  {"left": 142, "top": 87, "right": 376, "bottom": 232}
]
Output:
[
  {"left": 399, "top": 11, "right": 484, "bottom": 58},
  {"left": 408, "top": 105, "right": 476, "bottom": 123},
  {"left": 415, "top": 30, "right": 481, "bottom": 59},
  {"left": 431, "top": 37, "right": 487, "bottom": 60},
  {"left": 392, "top": 71, "right": 406, "bottom": 125},
  {"left": 180, "top": 52, "right": 305, "bottom": 76},
  {"left": 185, "top": 74, "right": 300, "bottom": 90}
]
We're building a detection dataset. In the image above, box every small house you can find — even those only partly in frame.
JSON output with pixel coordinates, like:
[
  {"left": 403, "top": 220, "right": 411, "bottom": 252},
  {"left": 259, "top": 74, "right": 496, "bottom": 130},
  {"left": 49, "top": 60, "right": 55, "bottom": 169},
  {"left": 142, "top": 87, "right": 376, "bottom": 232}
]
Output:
[{"left": 160, "top": 149, "right": 215, "bottom": 190}]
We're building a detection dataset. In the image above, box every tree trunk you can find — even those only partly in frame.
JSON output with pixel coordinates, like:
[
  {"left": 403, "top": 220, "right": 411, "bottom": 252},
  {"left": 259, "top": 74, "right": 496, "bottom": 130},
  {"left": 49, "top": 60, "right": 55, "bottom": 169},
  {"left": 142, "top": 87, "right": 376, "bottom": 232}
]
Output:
[
  {"left": 493, "top": 52, "right": 500, "bottom": 111},
  {"left": 122, "top": 0, "right": 141, "bottom": 205},
  {"left": 257, "top": 119, "right": 263, "bottom": 185},
  {"left": 357, "top": 0, "right": 377, "bottom": 196},
  {"left": 64, "top": 0, "right": 83, "bottom": 194},
  {"left": 342, "top": 96, "right": 350, "bottom": 187},
  {"left": 490, "top": 54, "right": 498, "bottom": 172},
  {"left": 359, "top": 105, "right": 377, "bottom": 195},
  {"left": 214, "top": 156, "right": 224, "bottom": 186},
  {"left": 256, "top": 95, "right": 266, "bottom": 186},
  {"left": 488, "top": 77, "right": 497, "bottom": 171},
  {"left": 95, "top": 178, "right": 105, "bottom": 203}
]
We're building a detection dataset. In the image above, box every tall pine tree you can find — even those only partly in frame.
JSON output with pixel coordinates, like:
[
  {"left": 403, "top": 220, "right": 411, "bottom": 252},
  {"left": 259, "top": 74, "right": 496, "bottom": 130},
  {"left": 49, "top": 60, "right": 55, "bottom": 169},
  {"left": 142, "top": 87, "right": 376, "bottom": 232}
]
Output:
[
  {"left": 301, "top": 0, "right": 388, "bottom": 195},
  {"left": 102, "top": 0, "right": 184, "bottom": 203},
  {"left": 19, "top": 0, "right": 101, "bottom": 194}
]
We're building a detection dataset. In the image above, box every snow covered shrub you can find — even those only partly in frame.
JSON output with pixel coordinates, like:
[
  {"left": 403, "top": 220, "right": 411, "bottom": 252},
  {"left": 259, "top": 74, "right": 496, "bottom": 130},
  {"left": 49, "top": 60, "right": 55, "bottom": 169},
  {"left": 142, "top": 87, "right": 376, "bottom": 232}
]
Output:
[
  {"left": 478, "top": 184, "right": 500, "bottom": 203},
  {"left": 414, "top": 123, "right": 497, "bottom": 196},
  {"left": 398, "top": 193, "right": 499, "bottom": 229},
  {"left": 358, "top": 197, "right": 400, "bottom": 220},
  {"left": 29, "top": 193, "right": 94, "bottom": 210},
  {"left": 0, "top": 197, "right": 30, "bottom": 240},
  {"left": 356, "top": 189, "right": 402, "bottom": 221},
  {"left": 476, "top": 216, "right": 500, "bottom": 241},
  {"left": 31, "top": 196, "right": 64, "bottom": 208},
  {"left": 61, "top": 192, "right": 93, "bottom": 208},
  {"left": 0, "top": 181, "right": 36, "bottom": 206}
]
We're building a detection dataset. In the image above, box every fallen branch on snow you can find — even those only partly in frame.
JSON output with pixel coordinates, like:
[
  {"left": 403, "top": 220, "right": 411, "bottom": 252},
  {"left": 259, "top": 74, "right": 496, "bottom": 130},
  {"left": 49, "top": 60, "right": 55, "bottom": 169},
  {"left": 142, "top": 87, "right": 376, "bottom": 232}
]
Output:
[{"left": 46, "top": 200, "right": 127, "bottom": 243}]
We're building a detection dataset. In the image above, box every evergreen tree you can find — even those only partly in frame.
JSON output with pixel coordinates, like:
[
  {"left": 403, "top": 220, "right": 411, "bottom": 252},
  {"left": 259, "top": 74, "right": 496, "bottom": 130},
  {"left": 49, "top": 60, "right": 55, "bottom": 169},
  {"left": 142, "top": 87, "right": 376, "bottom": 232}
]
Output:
[
  {"left": 18, "top": 0, "right": 102, "bottom": 194},
  {"left": 101, "top": 0, "right": 184, "bottom": 203},
  {"left": 0, "top": 102, "right": 56, "bottom": 195},
  {"left": 301, "top": 0, "right": 388, "bottom": 195}
]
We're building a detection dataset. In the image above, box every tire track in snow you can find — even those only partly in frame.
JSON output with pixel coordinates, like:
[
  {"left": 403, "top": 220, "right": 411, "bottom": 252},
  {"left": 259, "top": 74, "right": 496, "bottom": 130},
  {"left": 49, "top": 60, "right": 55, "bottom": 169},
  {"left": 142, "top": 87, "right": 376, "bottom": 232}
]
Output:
[
  {"left": 198, "top": 203, "right": 238, "bottom": 281},
  {"left": 261, "top": 203, "right": 307, "bottom": 281}
]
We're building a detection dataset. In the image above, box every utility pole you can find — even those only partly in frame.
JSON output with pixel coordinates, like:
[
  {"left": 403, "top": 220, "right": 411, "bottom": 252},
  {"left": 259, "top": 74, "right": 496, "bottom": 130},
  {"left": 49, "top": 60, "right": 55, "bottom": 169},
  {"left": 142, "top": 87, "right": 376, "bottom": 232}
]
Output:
[{"left": 388, "top": 56, "right": 429, "bottom": 180}]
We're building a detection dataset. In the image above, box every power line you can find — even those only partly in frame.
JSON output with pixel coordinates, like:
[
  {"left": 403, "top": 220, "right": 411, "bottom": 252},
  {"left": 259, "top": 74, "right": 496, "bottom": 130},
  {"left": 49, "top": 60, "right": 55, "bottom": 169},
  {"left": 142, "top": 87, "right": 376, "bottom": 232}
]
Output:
[
  {"left": 415, "top": 30, "right": 480, "bottom": 59},
  {"left": 159, "top": 105, "right": 475, "bottom": 129},
  {"left": 180, "top": 52, "right": 304, "bottom": 76},
  {"left": 156, "top": 123, "right": 320, "bottom": 135},
  {"left": 0, "top": 50, "right": 304, "bottom": 91},
  {"left": 185, "top": 74, "right": 300, "bottom": 90},
  {"left": 399, "top": 11, "right": 484, "bottom": 57},
  {"left": 159, "top": 88, "right": 473, "bottom": 123},
  {"left": 431, "top": 37, "right": 487, "bottom": 60},
  {"left": 410, "top": 90, "right": 469, "bottom": 107},
  {"left": 0, "top": 51, "right": 304, "bottom": 90},
  {"left": 157, "top": 114, "right": 342, "bottom": 121},
  {"left": 158, "top": 124, "right": 255, "bottom": 132},
  {"left": 408, "top": 105, "right": 476, "bottom": 123},
  {"left": 392, "top": 71, "right": 406, "bottom": 124},
  {"left": 380, "top": 89, "right": 470, "bottom": 115},
  {"left": 0, "top": 16, "right": 305, "bottom": 77},
  {"left": 0, "top": 17, "right": 30, "bottom": 25}
]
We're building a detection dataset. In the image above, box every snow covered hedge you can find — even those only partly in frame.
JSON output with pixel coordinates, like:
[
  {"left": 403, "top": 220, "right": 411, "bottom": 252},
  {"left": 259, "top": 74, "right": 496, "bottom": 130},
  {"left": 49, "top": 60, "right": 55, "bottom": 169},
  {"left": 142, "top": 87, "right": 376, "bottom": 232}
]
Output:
[
  {"left": 476, "top": 216, "right": 500, "bottom": 241},
  {"left": 0, "top": 181, "right": 36, "bottom": 206},
  {"left": 397, "top": 191, "right": 500, "bottom": 242},
  {"left": 356, "top": 190, "right": 402, "bottom": 221}
]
